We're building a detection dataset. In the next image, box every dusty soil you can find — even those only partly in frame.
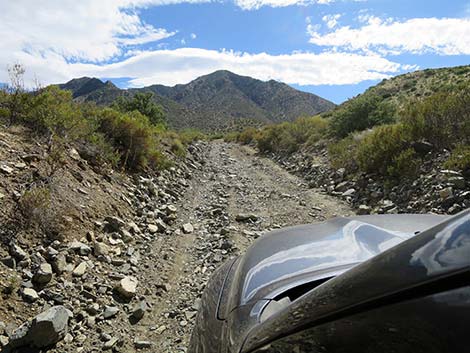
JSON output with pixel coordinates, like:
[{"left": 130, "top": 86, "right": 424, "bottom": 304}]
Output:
[{"left": 131, "top": 141, "right": 353, "bottom": 352}]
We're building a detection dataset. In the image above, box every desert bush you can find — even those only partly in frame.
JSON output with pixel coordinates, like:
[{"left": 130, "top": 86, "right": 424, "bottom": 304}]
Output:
[
  {"left": 224, "top": 131, "right": 238, "bottom": 142},
  {"left": 401, "top": 89, "right": 470, "bottom": 149},
  {"left": 386, "top": 148, "right": 421, "bottom": 179},
  {"left": 27, "top": 86, "right": 90, "bottom": 141},
  {"left": 98, "top": 109, "right": 169, "bottom": 171},
  {"left": 237, "top": 127, "right": 260, "bottom": 145},
  {"left": 356, "top": 123, "right": 415, "bottom": 177},
  {"left": 328, "top": 136, "right": 359, "bottom": 172},
  {"left": 444, "top": 145, "right": 470, "bottom": 172},
  {"left": 170, "top": 138, "right": 186, "bottom": 158},
  {"left": 256, "top": 116, "right": 329, "bottom": 154},
  {"left": 112, "top": 92, "right": 165, "bottom": 126},
  {"left": 329, "top": 93, "right": 396, "bottom": 138},
  {"left": 17, "top": 187, "right": 63, "bottom": 239},
  {"left": 178, "top": 129, "right": 206, "bottom": 145}
]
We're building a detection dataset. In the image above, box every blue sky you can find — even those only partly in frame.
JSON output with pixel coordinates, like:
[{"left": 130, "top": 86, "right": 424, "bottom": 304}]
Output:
[{"left": 1, "top": 0, "right": 469, "bottom": 103}]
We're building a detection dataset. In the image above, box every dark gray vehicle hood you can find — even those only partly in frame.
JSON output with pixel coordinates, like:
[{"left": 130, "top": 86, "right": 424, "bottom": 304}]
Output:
[{"left": 229, "top": 214, "right": 448, "bottom": 309}]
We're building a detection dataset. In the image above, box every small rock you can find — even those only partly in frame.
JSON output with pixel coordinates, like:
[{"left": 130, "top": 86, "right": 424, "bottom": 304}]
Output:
[
  {"left": 103, "top": 306, "right": 119, "bottom": 319},
  {"left": 103, "top": 337, "right": 118, "bottom": 350},
  {"left": 181, "top": 223, "right": 194, "bottom": 234},
  {"left": 0, "top": 335, "right": 9, "bottom": 347},
  {"left": 235, "top": 214, "right": 259, "bottom": 222},
  {"left": 134, "top": 339, "right": 152, "bottom": 349},
  {"left": 22, "top": 288, "right": 39, "bottom": 302},
  {"left": 147, "top": 224, "right": 159, "bottom": 234},
  {"left": 439, "top": 187, "right": 453, "bottom": 200},
  {"left": 104, "top": 216, "right": 125, "bottom": 232},
  {"left": 357, "top": 205, "right": 371, "bottom": 215},
  {"left": 0, "top": 165, "right": 14, "bottom": 175},
  {"left": 10, "top": 244, "right": 27, "bottom": 260},
  {"left": 131, "top": 301, "right": 148, "bottom": 321},
  {"left": 94, "top": 242, "right": 110, "bottom": 257},
  {"left": 115, "top": 276, "right": 138, "bottom": 298},
  {"left": 72, "top": 262, "right": 87, "bottom": 277},
  {"left": 33, "top": 263, "right": 53, "bottom": 284},
  {"left": 155, "top": 325, "right": 166, "bottom": 334}
]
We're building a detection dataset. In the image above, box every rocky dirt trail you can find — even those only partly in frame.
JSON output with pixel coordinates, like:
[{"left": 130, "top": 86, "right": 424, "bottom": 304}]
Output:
[
  {"left": 132, "top": 141, "right": 353, "bottom": 352},
  {"left": 0, "top": 137, "right": 353, "bottom": 353}
]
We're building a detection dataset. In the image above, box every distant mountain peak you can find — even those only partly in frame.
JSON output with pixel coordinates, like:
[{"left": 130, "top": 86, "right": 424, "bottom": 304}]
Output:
[{"left": 57, "top": 71, "right": 336, "bottom": 131}]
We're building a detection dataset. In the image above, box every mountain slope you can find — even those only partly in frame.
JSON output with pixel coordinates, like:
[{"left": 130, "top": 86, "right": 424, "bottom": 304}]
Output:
[{"left": 59, "top": 71, "right": 335, "bottom": 131}]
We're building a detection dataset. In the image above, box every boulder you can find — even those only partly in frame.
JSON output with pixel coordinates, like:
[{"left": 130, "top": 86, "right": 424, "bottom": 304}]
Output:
[{"left": 9, "top": 306, "right": 70, "bottom": 348}]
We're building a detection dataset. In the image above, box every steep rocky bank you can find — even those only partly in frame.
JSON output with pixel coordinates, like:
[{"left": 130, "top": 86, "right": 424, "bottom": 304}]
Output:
[{"left": 270, "top": 145, "right": 470, "bottom": 216}]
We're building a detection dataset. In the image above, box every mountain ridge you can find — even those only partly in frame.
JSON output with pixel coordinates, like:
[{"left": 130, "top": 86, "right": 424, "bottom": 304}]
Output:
[{"left": 59, "top": 70, "right": 336, "bottom": 131}]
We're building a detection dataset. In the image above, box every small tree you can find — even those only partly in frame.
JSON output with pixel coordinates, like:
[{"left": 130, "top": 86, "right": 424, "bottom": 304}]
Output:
[
  {"left": 112, "top": 92, "right": 166, "bottom": 126},
  {"left": 4, "top": 63, "right": 29, "bottom": 125}
]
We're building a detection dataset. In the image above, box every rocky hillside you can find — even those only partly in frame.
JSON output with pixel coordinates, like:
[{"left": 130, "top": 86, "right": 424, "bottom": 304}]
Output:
[
  {"left": 346, "top": 64, "right": 470, "bottom": 109},
  {"left": 59, "top": 71, "right": 335, "bottom": 131}
]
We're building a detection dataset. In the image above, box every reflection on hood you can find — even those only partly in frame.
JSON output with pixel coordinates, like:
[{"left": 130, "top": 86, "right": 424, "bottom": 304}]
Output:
[
  {"left": 242, "top": 221, "right": 411, "bottom": 302},
  {"left": 411, "top": 214, "right": 470, "bottom": 275}
]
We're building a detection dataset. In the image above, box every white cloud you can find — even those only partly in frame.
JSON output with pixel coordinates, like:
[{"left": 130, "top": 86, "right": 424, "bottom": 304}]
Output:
[
  {"left": 190, "top": 33, "right": 197, "bottom": 39},
  {"left": 309, "top": 16, "right": 470, "bottom": 55},
  {"left": 9, "top": 47, "right": 404, "bottom": 88},
  {"left": 233, "top": 0, "right": 339, "bottom": 10},
  {"left": 322, "top": 14, "right": 341, "bottom": 29},
  {"left": 0, "top": 0, "right": 406, "bottom": 90}
]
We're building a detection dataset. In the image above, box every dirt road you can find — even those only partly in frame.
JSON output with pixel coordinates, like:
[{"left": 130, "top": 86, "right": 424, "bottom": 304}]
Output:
[{"left": 130, "top": 141, "right": 353, "bottom": 352}]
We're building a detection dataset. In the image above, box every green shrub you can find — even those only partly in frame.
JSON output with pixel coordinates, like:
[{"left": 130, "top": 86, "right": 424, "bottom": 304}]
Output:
[
  {"left": 386, "top": 148, "right": 421, "bottom": 179},
  {"left": 328, "top": 136, "right": 359, "bottom": 172},
  {"left": 98, "top": 109, "right": 162, "bottom": 171},
  {"left": 329, "top": 93, "right": 396, "bottom": 138},
  {"left": 112, "top": 92, "right": 165, "bottom": 126},
  {"left": 356, "top": 123, "right": 414, "bottom": 177},
  {"left": 170, "top": 138, "right": 186, "bottom": 158},
  {"left": 401, "top": 89, "right": 470, "bottom": 149},
  {"left": 444, "top": 145, "right": 470, "bottom": 172},
  {"left": 178, "top": 129, "right": 206, "bottom": 145},
  {"left": 256, "top": 116, "right": 329, "bottom": 154},
  {"left": 237, "top": 127, "right": 260, "bottom": 145},
  {"left": 27, "top": 86, "right": 89, "bottom": 140}
]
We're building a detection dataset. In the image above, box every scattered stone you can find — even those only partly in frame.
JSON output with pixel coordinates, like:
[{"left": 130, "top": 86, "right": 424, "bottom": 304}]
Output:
[
  {"left": 131, "top": 301, "right": 148, "bottom": 321},
  {"left": 22, "top": 288, "right": 39, "bottom": 302},
  {"left": 103, "top": 306, "right": 119, "bottom": 319},
  {"left": 155, "top": 325, "right": 166, "bottom": 335},
  {"left": 103, "top": 337, "right": 119, "bottom": 350},
  {"left": 182, "top": 223, "right": 194, "bottom": 234},
  {"left": 33, "top": 263, "right": 53, "bottom": 284},
  {"left": 93, "top": 241, "right": 110, "bottom": 257},
  {"left": 134, "top": 339, "right": 152, "bottom": 349},
  {"left": 72, "top": 262, "right": 87, "bottom": 277},
  {"left": 235, "top": 213, "right": 259, "bottom": 222},
  {"left": 115, "top": 276, "right": 138, "bottom": 298},
  {"left": 357, "top": 205, "right": 371, "bottom": 215}
]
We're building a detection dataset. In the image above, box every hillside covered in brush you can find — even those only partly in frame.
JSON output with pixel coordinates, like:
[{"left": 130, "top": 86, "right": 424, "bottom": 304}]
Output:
[{"left": 59, "top": 70, "right": 335, "bottom": 131}]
